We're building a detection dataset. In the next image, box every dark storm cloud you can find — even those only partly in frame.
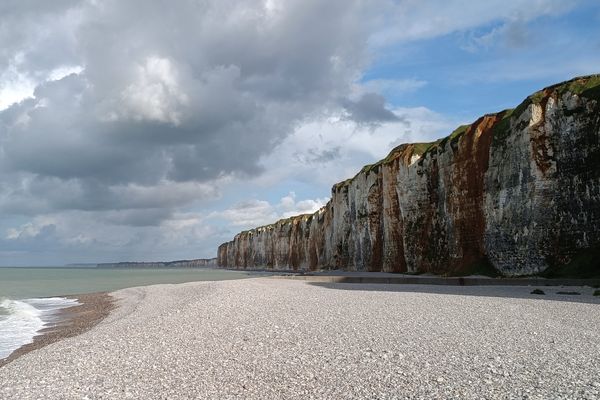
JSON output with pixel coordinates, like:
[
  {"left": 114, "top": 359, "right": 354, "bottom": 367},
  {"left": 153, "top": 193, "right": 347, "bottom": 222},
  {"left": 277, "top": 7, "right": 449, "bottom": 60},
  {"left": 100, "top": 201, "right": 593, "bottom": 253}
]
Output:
[
  {"left": 0, "top": 0, "right": 370, "bottom": 218},
  {"left": 0, "top": 174, "right": 220, "bottom": 215},
  {"left": 101, "top": 209, "right": 174, "bottom": 227},
  {"left": 293, "top": 147, "right": 341, "bottom": 164},
  {"left": 0, "top": 0, "right": 81, "bottom": 72},
  {"left": 342, "top": 93, "right": 402, "bottom": 125}
]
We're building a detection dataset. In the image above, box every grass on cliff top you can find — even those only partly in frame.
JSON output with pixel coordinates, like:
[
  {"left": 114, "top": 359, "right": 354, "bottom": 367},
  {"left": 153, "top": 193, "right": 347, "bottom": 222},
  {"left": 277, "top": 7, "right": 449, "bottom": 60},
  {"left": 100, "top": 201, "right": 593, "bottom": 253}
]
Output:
[
  {"left": 513, "top": 74, "right": 600, "bottom": 119},
  {"left": 419, "top": 123, "right": 473, "bottom": 160},
  {"left": 336, "top": 120, "right": 479, "bottom": 182},
  {"left": 362, "top": 142, "right": 433, "bottom": 174},
  {"left": 490, "top": 108, "right": 515, "bottom": 145},
  {"left": 333, "top": 141, "right": 436, "bottom": 190},
  {"left": 236, "top": 213, "right": 318, "bottom": 235},
  {"left": 331, "top": 74, "right": 600, "bottom": 192},
  {"left": 440, "top": 124, "right": 469, "bottom": 146},
  {"left": 556, "top": 74, "right": 600, "bottom": 99}
]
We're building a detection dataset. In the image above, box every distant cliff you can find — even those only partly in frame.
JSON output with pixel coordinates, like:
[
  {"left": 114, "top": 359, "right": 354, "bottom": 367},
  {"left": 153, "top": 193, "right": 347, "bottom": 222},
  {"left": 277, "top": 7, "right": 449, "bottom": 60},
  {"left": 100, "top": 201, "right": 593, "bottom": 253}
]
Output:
[
  {"left": 98, "top": 258, "right": 217, "bottom": 268},
  {"left": 218, "top": 75, "right": 600, "bottom": 277}
]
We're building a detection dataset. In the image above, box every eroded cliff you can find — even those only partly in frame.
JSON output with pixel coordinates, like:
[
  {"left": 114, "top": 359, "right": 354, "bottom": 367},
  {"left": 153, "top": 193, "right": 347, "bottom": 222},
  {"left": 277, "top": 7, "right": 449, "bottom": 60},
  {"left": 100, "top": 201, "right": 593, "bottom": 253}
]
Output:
[
  {"left": 98, "top": 258, "right": 217, "bottom": 268},
  {"left": 218, "top": 75, "right": 600, "bottom": 276}
]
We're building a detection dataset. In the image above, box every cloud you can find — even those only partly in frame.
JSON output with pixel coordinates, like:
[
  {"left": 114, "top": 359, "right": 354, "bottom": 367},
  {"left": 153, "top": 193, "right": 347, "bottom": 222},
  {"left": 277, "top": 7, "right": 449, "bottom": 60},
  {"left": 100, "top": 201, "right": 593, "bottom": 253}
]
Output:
[
  {"left": 0, "top": 0, "right": 370, "bottom": 215},
  {"left": 214, "top": 192, "right": 328, "bottom": 228},
  {"left": 2, "top": 210, "right": 224, "bottom": 264},
  {"left": 216, "top": 200, "right": 278, "bottom": 227},
  {"left": 0, "top": 0, "right": 588, "bottom": 265},
  {"left": 460, "top": 20, "right": 532, "bottom": 53},
  {"left": 6, "top": 218, "right": 57, "bottom": 240},
  {"left": 253, "top": 106, "right": 457, "bottom": 188},
  {"left": 294, "top": 147, "right": 342, "bottom": 164},
  {"left": 119, "top": 56, "right": 189, "bottom": 125},
  {"left": 0, "top": 174, "right": 221, "bottom": 215},
  {"left": 371, "top": 0, "right": 578, "bottom": 45},
  {"left": 0, "top": 0, "right": 377, "bottom": 264},
  {"left": 342, "top": 93, "right": 402, "bottom": 125}
]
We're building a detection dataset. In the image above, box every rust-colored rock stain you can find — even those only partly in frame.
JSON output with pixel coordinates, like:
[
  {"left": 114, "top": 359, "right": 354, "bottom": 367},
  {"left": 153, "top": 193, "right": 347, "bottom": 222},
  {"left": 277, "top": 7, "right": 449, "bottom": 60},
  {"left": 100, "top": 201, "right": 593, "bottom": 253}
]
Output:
[{"left": 217, "top": 76, "right": 600, "bottom": 277}]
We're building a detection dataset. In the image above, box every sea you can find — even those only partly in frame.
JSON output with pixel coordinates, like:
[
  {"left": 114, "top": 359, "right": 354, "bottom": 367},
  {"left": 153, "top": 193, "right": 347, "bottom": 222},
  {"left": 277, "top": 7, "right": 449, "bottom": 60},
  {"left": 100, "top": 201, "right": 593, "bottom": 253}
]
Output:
[{"left": 0, "top": 267, "right": 256, "bottom": 360}]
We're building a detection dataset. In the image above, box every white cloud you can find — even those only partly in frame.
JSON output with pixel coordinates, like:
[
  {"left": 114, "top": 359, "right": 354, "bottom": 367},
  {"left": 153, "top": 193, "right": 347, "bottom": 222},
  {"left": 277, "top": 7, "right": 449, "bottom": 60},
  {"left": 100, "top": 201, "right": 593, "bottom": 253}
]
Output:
[
  {"left": 120, "top": 56, "right": 189, "bottom": 125},
  {"left": 214, "top": 192, "right": 328, "bottom": 228},
  {"left": 0, "top": 62, "right": 84, "bottom": 111},
  {"left": 6, "top": 217, "right": 56, "bottom": 240},
  {"left": 0, "top": 58, "right": 36, "bottom": 111},
  {"left": 216, "top": 200, "right": 276, "bottom": 227},
  {"left": 280, "top": 192, "right": 328, "bottom": 218},
  {"left": 0, "top": 0, "right": 590, "bottom": 265},
  {"left": 110, "top": 180, "right": 221, "bottom": 210},
  {"left": 48, "top": 65, "right": 84, "bottom": 81},
  {"left": 3, "top": 209, "right": 224, "bottom": 263},
  {"left": 253, "top": 106, "right": 457, "bottom": 189},
  {"left": 371, "top": 0, "right": 577, "bottom": 46}
]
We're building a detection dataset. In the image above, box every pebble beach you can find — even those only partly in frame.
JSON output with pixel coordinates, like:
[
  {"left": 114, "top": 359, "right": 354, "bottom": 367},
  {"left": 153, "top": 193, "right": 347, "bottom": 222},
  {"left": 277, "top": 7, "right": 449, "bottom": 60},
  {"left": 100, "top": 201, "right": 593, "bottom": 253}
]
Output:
[{"left": 1, "top": 278, "right": 599, "bottom": 399}]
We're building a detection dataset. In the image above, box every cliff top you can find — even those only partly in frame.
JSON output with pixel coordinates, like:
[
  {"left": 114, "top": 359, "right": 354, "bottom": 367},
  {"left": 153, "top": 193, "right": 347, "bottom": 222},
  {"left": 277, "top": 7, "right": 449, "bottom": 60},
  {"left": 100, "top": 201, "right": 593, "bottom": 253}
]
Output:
[
  {"left": 236, "top": 211, "right": 322, "bottom": 236},
  {"left": 332, "top": 73, "right": 600, "bottom": 193},
  {"left": 233, "top": 74, "right": 600, "bottom": 236}
]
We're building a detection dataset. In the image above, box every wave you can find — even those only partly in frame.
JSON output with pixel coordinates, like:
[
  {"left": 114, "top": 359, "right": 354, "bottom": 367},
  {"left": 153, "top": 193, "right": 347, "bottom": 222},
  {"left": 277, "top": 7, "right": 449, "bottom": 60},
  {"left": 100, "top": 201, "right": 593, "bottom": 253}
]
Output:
[{"left": 0, "top": 297, "right": 79, "bottom": 359}]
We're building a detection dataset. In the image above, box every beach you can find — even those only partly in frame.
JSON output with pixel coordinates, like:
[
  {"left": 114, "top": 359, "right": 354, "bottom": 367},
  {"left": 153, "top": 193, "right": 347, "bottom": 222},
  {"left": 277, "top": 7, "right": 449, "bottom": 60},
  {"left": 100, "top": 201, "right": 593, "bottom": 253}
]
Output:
[
  {"left": 1, "top": 278, "right": 599, "bottom": 399},
  {"left": 0, "top": 292, "right": 114, "bottom": 368}
]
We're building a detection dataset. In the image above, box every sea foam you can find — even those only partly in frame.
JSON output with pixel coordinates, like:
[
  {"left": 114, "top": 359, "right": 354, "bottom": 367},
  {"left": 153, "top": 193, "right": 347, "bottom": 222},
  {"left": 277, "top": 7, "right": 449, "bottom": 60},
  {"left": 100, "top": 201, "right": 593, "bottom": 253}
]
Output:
[{"left": 0, "top": 297, "right": 79, "bottom": 359}]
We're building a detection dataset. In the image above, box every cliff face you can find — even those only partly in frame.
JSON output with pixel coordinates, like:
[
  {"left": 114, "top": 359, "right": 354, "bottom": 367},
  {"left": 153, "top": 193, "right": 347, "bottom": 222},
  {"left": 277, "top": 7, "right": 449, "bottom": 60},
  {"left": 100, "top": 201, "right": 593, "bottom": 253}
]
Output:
[
  {"left": 97, "top": 258, "right": 217, "bottom": 268},
  {"left": 218, "top": 75, "right": 600, "bottom": 276}
]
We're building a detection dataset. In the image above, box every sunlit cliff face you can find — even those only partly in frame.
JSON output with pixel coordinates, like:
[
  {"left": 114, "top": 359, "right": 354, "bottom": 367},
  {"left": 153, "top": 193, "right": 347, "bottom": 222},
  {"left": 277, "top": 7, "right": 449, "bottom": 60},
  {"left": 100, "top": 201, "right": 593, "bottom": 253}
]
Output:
[
  {"left": 1, "top": 0, "right": 598, "bottom": 265},
  {"left": 219, "top": 78, "right": 600, "bottom": 276}
]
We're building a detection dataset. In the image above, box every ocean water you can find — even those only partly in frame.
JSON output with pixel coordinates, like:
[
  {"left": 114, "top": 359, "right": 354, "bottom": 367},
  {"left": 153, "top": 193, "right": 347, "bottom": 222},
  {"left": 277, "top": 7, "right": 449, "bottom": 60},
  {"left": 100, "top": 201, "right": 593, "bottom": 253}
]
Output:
[
  {"left": 0, "top": 297, "right": 79, "bottom": 359},
  {"left": 0, "top": 267, "right": 257, "bottom": 360}
]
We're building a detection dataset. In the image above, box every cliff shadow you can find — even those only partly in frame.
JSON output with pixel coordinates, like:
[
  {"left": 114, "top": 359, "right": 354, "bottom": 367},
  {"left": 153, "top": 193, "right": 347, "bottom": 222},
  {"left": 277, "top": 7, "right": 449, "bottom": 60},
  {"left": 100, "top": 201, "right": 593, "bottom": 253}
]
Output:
[{"left": 306, "top": 281, "right": 600, "bottom": 305}]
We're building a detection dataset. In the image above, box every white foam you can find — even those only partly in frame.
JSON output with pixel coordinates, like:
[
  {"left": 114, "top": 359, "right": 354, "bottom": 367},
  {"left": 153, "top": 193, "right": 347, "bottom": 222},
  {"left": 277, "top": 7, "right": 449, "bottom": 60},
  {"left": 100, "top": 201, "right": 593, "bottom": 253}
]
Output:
[{"left": 0, "top": 297, "right": 79, "bottom": 359}]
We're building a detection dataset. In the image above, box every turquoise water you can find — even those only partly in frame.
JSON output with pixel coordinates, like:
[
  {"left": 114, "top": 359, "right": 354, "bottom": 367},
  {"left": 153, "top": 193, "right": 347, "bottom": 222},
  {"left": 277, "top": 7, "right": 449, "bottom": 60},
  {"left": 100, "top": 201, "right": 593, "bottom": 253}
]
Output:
[{"left": 0, "top": 267, "right": 257, "bottom": 299}]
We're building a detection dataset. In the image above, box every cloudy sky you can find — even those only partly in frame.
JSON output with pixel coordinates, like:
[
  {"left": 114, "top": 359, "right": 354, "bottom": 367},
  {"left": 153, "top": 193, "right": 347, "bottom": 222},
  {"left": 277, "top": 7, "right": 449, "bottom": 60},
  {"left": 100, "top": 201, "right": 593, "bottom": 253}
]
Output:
[{"left": 1, "top": 0, "right": 599, "bottom": 265}]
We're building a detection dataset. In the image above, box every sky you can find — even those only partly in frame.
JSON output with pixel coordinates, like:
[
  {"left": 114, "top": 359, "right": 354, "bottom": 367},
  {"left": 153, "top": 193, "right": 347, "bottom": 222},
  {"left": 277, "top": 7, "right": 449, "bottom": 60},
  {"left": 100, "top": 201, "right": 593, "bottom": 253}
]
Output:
[{"left": 1, "top": 0, "right": 599, "bottom": 266}]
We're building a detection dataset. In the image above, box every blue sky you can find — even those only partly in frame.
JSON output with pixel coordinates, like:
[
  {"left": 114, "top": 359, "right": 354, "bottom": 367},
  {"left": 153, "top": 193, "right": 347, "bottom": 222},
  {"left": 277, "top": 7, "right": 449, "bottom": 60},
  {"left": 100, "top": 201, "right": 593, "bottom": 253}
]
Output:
[
  {"left": 368, "top": 2, "right": 600, "bottom": 117},
  {"left": 0, "top": 0, "right": 599, "bottom": 265}
]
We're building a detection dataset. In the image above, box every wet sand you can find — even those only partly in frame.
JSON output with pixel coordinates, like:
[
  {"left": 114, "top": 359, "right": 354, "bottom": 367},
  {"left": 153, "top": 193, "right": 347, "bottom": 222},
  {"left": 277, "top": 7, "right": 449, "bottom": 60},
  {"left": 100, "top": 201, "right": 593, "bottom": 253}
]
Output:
[{"left": 0, "top": 292, "right": 114, "bottom": 368}]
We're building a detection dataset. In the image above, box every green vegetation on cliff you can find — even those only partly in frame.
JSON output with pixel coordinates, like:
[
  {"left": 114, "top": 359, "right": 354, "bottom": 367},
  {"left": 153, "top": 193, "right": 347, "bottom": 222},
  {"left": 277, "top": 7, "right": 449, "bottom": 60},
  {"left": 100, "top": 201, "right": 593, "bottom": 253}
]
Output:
[
  {"left": 220, "top": 74, "right": 600, "bottom": 277},
  {"left": 331, "top": 75, "right": 600, "bottom": 195},
  {"left": 513, "top": 74, "right": 600, "bottom": 119}
]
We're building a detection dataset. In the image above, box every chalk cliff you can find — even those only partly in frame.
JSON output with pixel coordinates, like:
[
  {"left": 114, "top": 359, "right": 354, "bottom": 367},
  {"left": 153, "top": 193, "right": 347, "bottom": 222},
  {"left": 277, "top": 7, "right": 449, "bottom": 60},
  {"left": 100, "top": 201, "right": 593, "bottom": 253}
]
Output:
[
  {"left": 218, "top": 75, "right": 600, "bottom": 276},
  {"left": 97, "top": 258, "right": 217, "bottom": 268}
]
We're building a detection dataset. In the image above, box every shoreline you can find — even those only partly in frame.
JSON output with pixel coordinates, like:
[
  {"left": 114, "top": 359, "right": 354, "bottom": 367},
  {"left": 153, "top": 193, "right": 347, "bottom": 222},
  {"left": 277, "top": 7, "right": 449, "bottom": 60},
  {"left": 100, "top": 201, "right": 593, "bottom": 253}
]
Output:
[
  {"left": 1, "top": 273, "right": 598, "bottom": 369},
  {"left": 0, "top": 292, "right": 115, "bottom": 368},
  {"left": 1, "top": 278, "right": 598, "bottom": 399},
  {"left": 1, "top": 274, "right": 597, "bottom": 370}
]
